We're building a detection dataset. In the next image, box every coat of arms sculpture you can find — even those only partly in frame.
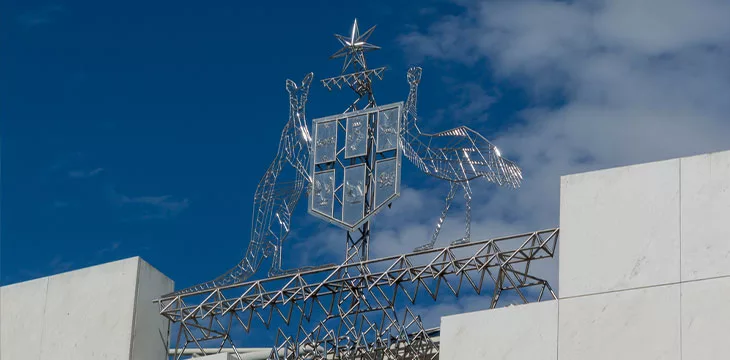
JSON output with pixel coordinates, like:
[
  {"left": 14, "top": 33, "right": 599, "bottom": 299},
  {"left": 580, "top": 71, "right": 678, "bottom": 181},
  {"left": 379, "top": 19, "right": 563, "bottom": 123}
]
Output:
[
  {"left": 157, "top": 18, "right": 559, "bottom": 360},
  {"left": 168, "top": 17, "right": 524, "bottom": 295},
  {"left": 308, "top": 102, "right": 402, "bottom": 231}
]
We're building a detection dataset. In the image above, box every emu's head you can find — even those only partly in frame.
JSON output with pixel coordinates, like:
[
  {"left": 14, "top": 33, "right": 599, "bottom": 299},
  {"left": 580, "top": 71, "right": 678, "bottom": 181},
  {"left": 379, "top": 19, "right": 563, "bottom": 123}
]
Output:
[{"left": 407, "top": 67, "right": 422, "bottom": 85}]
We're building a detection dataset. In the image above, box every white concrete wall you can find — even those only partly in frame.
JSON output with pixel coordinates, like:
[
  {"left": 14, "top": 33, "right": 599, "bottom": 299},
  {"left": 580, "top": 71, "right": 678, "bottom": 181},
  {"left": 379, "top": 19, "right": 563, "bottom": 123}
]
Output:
[
  {"left": 194, "top": 353, "right": 238, "bottom": 360},
  {"left": 131, "top": 259, "right": 176, "bottom": 360},
  {"left": 440, "top": 301, "right": 557, "bottom": 360},
  {"left": 0, "top": 277, "right": 48, "bottom": 360},
  {"left": 559, "top": 158, "right": 681, "bottom": 297},
  {"left": 0, "top": 256, "right": 174, "bottom": 360},
  {"left": 559, "top": 284, "right": 681, "bottom": 360},
  {"left": 440, "top": 149, "right": 730, "bottom": 359},
  {"left": 680, "top": 151, "right": 730, "bottom": 281}
]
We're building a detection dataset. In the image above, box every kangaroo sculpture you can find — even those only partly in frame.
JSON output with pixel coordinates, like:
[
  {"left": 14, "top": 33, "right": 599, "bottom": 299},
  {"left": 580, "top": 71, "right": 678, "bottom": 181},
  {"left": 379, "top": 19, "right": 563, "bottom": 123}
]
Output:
[{"left": 171, "top": 73, "right": 314, "bottom": 295}]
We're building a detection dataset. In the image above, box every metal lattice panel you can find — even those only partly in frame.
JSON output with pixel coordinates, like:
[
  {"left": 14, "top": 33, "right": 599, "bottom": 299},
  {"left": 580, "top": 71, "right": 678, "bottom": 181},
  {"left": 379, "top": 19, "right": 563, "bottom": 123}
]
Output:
[
  {"left": 321, "top": 67, "right": 387, "bottom": 92},
  {"left": 168, "top": 73, "right": 315, "bottom": 296},
  {"left": 159, "top": 229, "right": 558, "bottom": 359},
  {"left": 308, "top": 103, "right": 403, "bottom": 231},
  {"left": 158, "top": 18, "right": 544, "bottom": 360},
  {"left": 400, "top": 66, "right": 524, "bottom": 252}
]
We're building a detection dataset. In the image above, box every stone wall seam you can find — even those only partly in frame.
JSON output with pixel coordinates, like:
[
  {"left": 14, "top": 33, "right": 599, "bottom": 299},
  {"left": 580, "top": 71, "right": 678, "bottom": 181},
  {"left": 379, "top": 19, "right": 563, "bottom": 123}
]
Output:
[{"left": 128, "top": 258, "right": 142, "bottom": 360}]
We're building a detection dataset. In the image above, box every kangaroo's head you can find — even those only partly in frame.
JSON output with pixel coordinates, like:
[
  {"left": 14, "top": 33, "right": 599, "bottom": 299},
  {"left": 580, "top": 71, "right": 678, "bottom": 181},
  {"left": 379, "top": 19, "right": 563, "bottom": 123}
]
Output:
[{"left": 284, "top": 73, "right": 315, "bottom": 149}]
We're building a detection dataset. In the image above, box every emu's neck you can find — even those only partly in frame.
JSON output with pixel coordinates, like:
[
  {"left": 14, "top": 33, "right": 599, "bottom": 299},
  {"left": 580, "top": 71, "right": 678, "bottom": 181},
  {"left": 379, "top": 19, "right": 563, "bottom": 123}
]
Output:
[{"left": 403, "top": 80, "right": 420, "bottom": 136}]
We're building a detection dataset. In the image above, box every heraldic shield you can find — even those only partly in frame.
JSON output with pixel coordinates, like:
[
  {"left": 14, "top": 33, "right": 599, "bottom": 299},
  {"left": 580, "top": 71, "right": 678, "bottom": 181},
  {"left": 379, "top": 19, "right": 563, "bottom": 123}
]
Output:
[{"left": 308, "top": 102, "right": 403, "bottom": 231}]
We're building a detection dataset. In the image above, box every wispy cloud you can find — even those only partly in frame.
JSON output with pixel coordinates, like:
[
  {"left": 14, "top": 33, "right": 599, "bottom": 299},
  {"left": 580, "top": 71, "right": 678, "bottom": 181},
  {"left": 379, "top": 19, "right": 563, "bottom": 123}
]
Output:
[
  {"left": 17, "top": 5, "right": 64, "bottom": 28},
  {"left": 45, "top": 152, "right": 189, "bottom": 221},
  {"left": 96, "top": 241, "right": 121, "bottom": 257},
  {"left": 68, "top": 167, "right": 104, "bottom": 179},
  {"left": 48, "top": 152, "right": 84, "bottom": 173},
  {"left": 52, "top": 200, "right": 71, "bottom": 208},
  {"left": 301, "top": 184, "right": 552, "bottom": 279},
  {"left": 14, "top": 255, "right": 76, "bottom": 282},
  {"left": 48, "top": 154, "right": 105, "bottom": 180},
  {"left": 390, "top": 0, "right": 730, "bottom": 294},
  {"left": 108, "top": 188, "right": 190, "bottom": 221},
  {"left": 428, "top": 80, "right": 499, "bottom": 127},
  {"left": 296, "top": 0, "right": 730, "bottom": 299},
  {"left": 48, "top": 254, "right": 74, "bottom": 273},
  {"left": 84, "top": 241, "right": 124, "bottom": 266}
]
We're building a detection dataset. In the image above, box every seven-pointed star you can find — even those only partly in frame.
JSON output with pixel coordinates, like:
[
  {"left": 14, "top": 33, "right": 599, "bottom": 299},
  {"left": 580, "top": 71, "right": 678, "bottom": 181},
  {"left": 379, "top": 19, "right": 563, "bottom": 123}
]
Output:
[{"left": 330, "top": 19, "right": 380, "bottom": 73}]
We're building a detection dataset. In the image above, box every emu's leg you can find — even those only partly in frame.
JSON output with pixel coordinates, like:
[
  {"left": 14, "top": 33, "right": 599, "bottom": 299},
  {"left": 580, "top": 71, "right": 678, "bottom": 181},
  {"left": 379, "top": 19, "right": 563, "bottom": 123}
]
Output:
[
  {"left": 450, "top": 182, "right": 472, "bottom": 246},
  {"left": 415, "top": 182, "right": 459, "bottom": 252},
  {"left": 266, "top": 240, "right": 281, "bottom": 277}
]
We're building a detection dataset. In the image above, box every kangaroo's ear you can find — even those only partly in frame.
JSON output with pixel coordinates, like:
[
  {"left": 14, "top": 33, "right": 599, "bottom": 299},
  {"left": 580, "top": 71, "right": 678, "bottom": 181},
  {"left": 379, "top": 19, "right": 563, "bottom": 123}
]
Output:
[
  {"left": 301, "top": 72, "right": 314, "bottom": 89},
  {"left": 286, "top": 79, "right": 298, "bottom": 95}
]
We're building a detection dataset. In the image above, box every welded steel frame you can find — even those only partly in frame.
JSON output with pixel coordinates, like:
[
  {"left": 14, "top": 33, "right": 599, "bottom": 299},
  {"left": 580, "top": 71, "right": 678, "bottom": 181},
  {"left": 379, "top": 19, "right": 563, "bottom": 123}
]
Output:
[
  {"left": 168, "top": 73, "right": 315, "bottom": 296},
  {"left": 158, "top": 228, "right": 559, "bottom": 359},
  {"left": 159, "top": 19, "right": 546, "bottom": 360},
  {"left": 400, "top": 66, "right": 525, "bottom": 252},
  {"left": 308, "top": 102, "right": 403, "bottom": 232},
  {"left": 319, "top": 19, "right": 389, "bottom": 267}
]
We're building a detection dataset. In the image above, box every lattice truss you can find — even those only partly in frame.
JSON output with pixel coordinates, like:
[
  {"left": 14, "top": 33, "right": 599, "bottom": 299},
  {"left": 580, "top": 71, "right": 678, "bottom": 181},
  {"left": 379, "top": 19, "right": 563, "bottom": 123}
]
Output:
[
  {"left": 400, "top": 67, "right": 525, "bottom": 252},
  {"left": 159, "top": 20, "right": 554, "bottom": 360},
  {"left": 158, "top": 229, "right": 558, "bottom": 360},
  {"left": 321, "top": 67, "right": 387, "bottom": 92},
  {"left": 168, "top": 73, "right": 316, "bottom": 296},
  {"left": 401, "top": 68, "right": 522, "bottom": 187}
]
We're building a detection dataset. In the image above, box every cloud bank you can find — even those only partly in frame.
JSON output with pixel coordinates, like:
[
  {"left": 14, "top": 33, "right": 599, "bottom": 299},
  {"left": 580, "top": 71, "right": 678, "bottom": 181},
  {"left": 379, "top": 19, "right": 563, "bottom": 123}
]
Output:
[
  {"left": 400, "top": 0, "right": 730, "bottom": 174},
  {"left": 298, "top": 0, "right": 730, "bottom": 320},
  {"left": 400, "top": 0, "right": 729, "bottom": 271}
]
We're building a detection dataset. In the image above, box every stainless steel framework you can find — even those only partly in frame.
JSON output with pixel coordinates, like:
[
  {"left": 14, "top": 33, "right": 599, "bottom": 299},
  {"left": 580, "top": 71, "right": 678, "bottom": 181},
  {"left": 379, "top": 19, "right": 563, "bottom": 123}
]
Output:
[
  {"left": 158, "top": 18, "right": 549, "bottom": 360},
  {"left": 308, "top": 102, "right": 403, "bottom": 231},
  {"left": 159, "top": 229, "right": 558, "bottom": 359},
  {"left": 401, "top": 67, "right": 524, "bottom": 251},
  {"left": 169, "top": 73, "right": 315, "bottom": 296}
]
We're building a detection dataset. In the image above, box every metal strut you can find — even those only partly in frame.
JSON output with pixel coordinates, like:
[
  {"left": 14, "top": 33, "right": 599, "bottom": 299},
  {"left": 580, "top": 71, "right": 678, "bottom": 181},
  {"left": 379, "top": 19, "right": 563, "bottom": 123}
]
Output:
[
  {"left": 415, "top": 182, "right": 458, "bottom": 252},
  {"left": 401, "top": 66, "right": 524, "bottom": 250},
  {"left": 166, "top": 73, "right": 315, "bottom": 296}
]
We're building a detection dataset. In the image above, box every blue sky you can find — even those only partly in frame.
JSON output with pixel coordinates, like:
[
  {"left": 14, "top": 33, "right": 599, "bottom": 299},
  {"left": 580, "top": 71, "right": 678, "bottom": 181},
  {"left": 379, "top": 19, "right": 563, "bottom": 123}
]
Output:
[
  {"left": 1, "top": 0, "right": 531, "bottom": 287},
  {"left": 4, "top": 0, "right": 730, "bottom": 334}
]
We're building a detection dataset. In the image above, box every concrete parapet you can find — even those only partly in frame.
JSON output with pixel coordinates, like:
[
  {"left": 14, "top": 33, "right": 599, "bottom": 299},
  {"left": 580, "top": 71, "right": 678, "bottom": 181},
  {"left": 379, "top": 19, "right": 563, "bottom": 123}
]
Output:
[
  {"left": 680, "top": 150, "right": 730, "bottom": 281},
  {"left": 559, "top": 158, "right": 681, "bottom": 298},
  {"left": 440, "top": 149, "right": 730, "bottom": 359},
  {"left": 440, "top": 301, "right": 558, "bottom": 360},
  {"left": 0, "top": 257, "right": 174, "bottom": 360}
]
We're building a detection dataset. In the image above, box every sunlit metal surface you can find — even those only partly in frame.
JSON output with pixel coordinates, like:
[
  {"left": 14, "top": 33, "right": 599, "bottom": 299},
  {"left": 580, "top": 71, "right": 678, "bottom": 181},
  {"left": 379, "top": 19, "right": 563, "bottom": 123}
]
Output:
[
  {"left": 308, "top": 103, "right": 402, "bottom": 231},
  {"left": 169, "top": 73, "right": 315, "bottom": 296},
  {"left": 318, "top": 19, "right": 390, "bottom": 269},
  {"left": 329, "top": 18, "right": 380, "bottom": 74},
  {"left": 159, "top": 18, "right": 542, "bottom": 360},
  {"left": 158, "top": 229, "right": 558, "bottom": 359},
  {"left": 401, "top": 67, "right": 524, "bottom": 251}
]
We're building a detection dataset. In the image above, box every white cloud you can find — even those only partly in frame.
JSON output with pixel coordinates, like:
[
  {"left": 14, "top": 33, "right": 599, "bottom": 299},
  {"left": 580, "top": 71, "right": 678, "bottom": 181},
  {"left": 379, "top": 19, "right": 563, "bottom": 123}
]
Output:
[
  {"left": 108, "top": 187, "right": 190, "bottom": 220},
  {"left": 68, "top": 167, "right": 104, "bottom": 179},
  {"left": 392, "top": 0, "right": 730, "bottom": 290},
  {"left": 292, "top": 0, "right": 730, "bottom": 325},
  {"left": 17, "top": 5, "right": 64, "bottom": 28}
]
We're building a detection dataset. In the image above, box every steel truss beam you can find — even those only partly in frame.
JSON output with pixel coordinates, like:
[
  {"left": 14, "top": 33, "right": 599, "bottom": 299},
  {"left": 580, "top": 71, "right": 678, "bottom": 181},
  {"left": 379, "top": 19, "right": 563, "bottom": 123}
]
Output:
[
  {"left": 158, "top": 228, "right": 558, "bottom": 360},
  {"left": 321, "top": 67, "right": 387, "bottom": 92}
]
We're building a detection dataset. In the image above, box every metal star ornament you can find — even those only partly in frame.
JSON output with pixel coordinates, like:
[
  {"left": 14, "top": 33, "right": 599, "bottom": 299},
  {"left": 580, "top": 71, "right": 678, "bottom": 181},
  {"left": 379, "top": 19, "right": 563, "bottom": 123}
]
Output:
[{"left": 330, "top": 19, "right": 380, "bottom": 74}]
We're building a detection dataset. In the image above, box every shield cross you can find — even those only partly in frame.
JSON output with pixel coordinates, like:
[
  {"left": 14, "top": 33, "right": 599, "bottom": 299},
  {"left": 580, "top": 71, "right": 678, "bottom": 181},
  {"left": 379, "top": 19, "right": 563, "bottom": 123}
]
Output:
[{"left": 308, "top": 102, "right": 403, "bottom": 231}]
